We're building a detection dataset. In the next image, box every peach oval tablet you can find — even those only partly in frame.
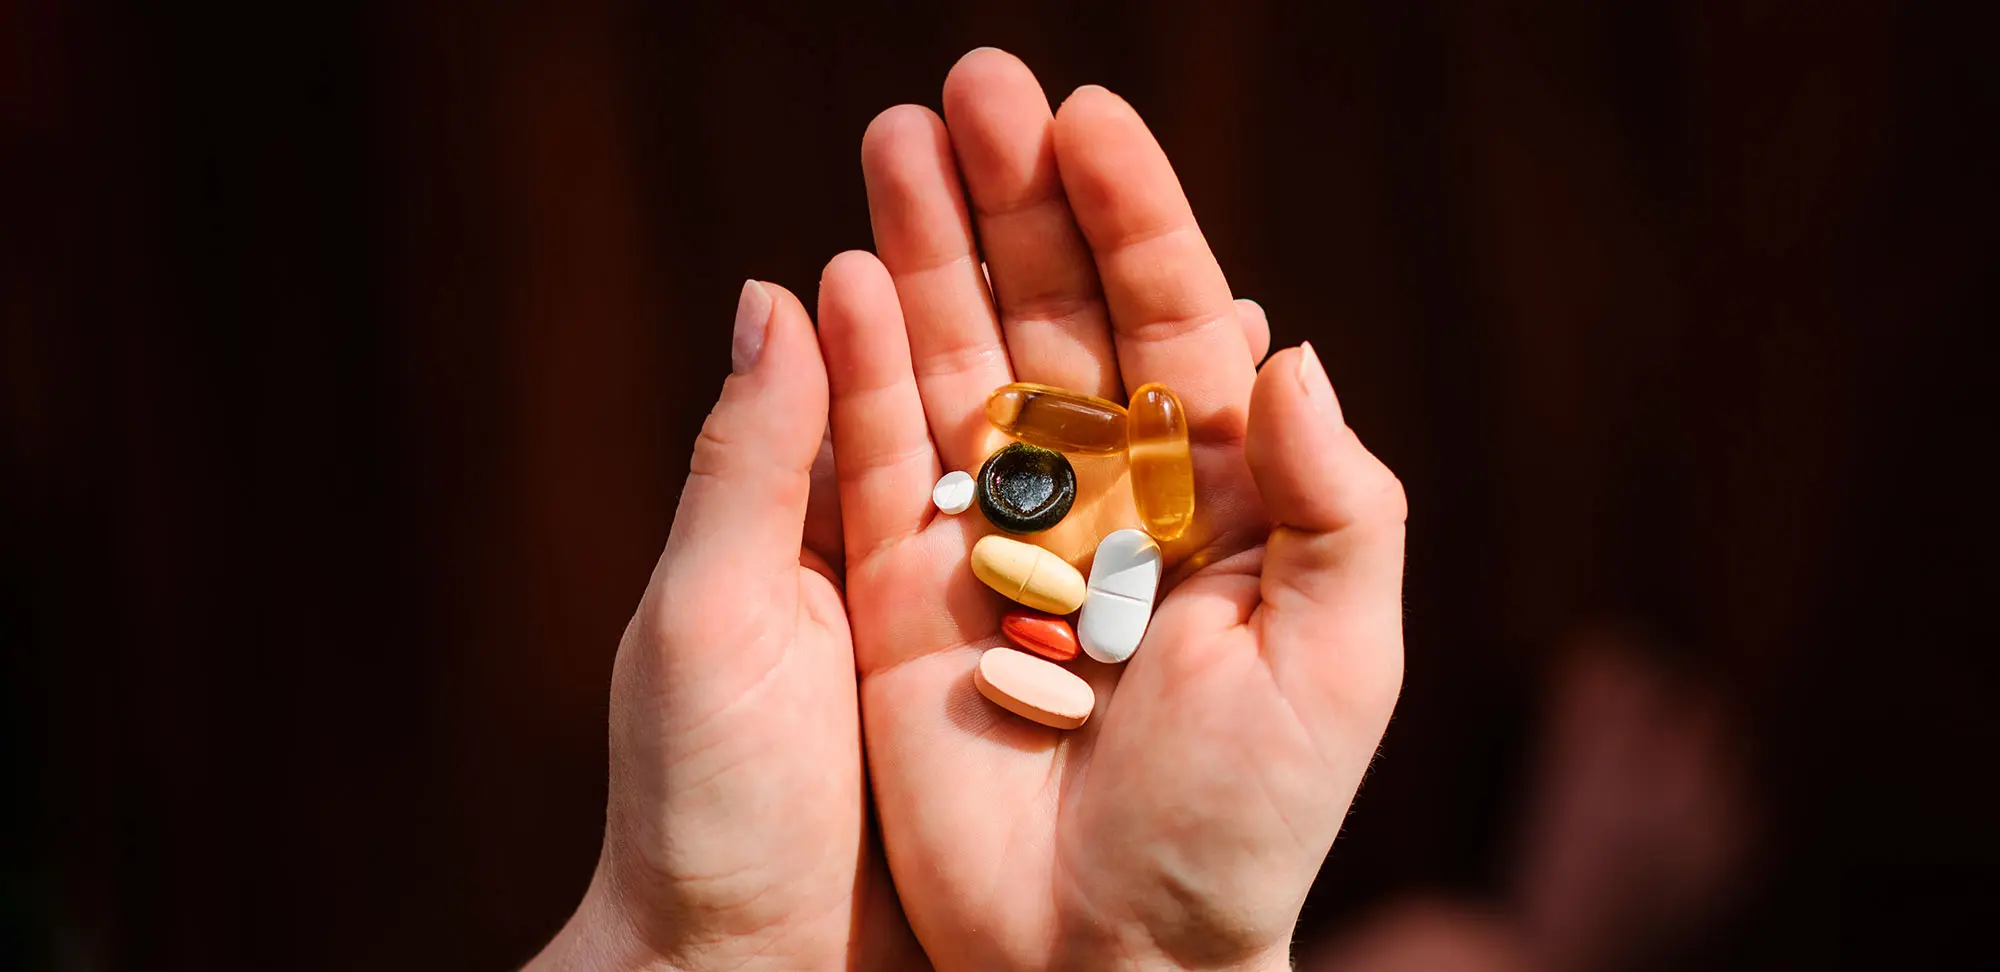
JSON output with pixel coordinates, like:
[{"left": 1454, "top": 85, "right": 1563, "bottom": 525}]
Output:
[
  {"left": 974, "top": 647, "right": 1095, "bottom": 730},
  {"left": 970, "top": 534, "right": 1088, "bottom": 614}
]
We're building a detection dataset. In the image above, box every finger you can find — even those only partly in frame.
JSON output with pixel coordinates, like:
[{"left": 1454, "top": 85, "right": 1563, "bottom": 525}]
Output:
[
  {"left": 817, "top": 250, "right": 943, "bottom": 564},
  {"left": 661, "top": 280, "right": 828, "bottom": 593},
  {"left": 862, "top": 105, "right": 1012, "bottom": 470},
  {"left": 1245, "top": 343, "right": 1407, "bottom": 724},
  {"left": 1052, "top": 85, "right": 1257, "bottom": 434},
  {"left": 942, "top": 48, "right": 1120, "bottom": 399},
  {"left": 1237, "top": 297, "right": 1271, "bottom": 364},
  {"left": 801, "top": 423, "right": 844, "bottom": 584}
]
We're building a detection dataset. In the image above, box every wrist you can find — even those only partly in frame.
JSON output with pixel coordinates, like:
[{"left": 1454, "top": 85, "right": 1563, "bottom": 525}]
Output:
[
  {"left": 1080, "top": 943, "right": 1291, "bottom": 972},
  {"left": 1201, "top": 947, "right": 1292, "bottom": 972},
  {"left": 1114, "top": 957, "right": 1291, "bottom": 972},
  {"left": 524, "top": 858, "right": 678, "bottom": 972},
  {"left": 1236, "top": 953, "right": 1293, "bottom": 972}
]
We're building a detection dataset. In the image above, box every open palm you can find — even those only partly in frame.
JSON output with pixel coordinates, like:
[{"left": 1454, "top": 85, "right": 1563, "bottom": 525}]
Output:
[{"left": 816, "top": 51, "right": 1408, "bottom": 970}]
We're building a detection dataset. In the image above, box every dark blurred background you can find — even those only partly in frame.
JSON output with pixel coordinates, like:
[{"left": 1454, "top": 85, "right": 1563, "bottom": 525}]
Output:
[{"left": 3, "top": 1, "right": 1994, "bottom": 969}]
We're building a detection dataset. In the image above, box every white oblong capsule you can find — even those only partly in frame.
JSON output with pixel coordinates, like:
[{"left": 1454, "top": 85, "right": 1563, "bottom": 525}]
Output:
[
  {"left": 1078, "top": 529, "right": 1162, "bottom": 663},
  {"left": 932, "top": 470, "right": 975, "bottom": 515}
]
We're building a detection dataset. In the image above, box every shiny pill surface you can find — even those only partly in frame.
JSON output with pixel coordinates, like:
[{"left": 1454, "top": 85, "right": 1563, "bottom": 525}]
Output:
[
  {"left": 976, "top": 442, "right": 1077, "bottom": 534},
  {"left": 1127, "top": 383, "right": 1196, "bottom": 541},
  {"left": 1078, "top": 529, "right": 1163, "bottom": 663},
  {"left": 1001, "top": 608, "right": 1080, "bottom": 662},
  {"left": 970, "top": 535, "right": 1088, "bottom": 614},
  {"left": 985, "top": 383, "right": 1129, "bottom": 455},
  {"left": 974, "top": 647, "right": 1095, "bottom": 730}
]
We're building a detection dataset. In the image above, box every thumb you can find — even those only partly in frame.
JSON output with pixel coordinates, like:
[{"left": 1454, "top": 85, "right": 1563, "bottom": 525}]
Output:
[
  {"left": 1245, "top": 342, "right": 1407, "bottom": 721},
  {"left": 658, "top": 280, "right": 828, "bottom": 597}
]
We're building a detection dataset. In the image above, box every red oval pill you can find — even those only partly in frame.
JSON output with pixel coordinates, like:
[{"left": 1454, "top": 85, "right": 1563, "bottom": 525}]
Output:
[{"left": 1001, "top": 609, "right": 1080, "bottom": 662}]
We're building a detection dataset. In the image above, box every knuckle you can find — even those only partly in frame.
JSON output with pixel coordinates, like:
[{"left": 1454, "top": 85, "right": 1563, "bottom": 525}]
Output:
[
  {"left": 687, "top": 408, "right": 734, "bottom": 480},
  {"left": 1343, "top": 448, "right": 1408, "bottom": 526},
  {"left": 1369, "top": 466, "right": 1410, "bottom": 525}
]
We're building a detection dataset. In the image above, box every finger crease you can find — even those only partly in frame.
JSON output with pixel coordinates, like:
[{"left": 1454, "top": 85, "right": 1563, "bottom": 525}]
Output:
[
  {"left": 1114, "top": 308, "right": 1236, "bottom": 344},
  {"left": 913, "top": 342, "right": 1010, "bottom": 381},
  {"left": 973, "top": 190, "right": 1071, "bottom": 223},
  {"left": 1098, "top": 219, "right": 1199, "bottom": 259},
  {"left": 1002, "top": 293, "right": 1106, "bottom": 327},
  {"left": 835, "top": 438, "right": 936, "bottom": 478},
  {"left": 833, "top": 369, "right": 921, "bottom": 399},
  {"left": 891, "top": 251, "right": 982, "bottom": 281},
  {"left": 846, "top": 523, "right": 929, "bottom": 574}
]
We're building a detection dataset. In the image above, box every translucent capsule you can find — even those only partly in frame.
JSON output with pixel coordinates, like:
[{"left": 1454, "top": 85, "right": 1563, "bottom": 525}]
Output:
[
  {"left": 985, "top": 383, "right": 1128, "bottom": 456},
  {"left": 1127, "top": 383, "right": 1195, "bottom": 541}
]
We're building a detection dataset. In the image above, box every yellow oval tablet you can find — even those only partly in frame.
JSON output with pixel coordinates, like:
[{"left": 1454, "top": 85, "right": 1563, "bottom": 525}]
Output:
[{"left": 971, "top": 535, "right": 1088, "bottom": 614}]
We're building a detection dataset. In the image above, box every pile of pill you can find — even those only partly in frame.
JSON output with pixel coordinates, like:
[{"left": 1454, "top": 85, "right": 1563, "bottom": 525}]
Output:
[{"left": 933, "top": 382, "right": 1195, "bottom": 730}]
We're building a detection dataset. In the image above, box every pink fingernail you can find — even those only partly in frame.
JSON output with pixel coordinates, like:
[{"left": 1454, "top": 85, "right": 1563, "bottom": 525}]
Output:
[
  {"left": 1297, "top": 341, "right": 1341, "bottom": 420},
  {"left": 732, "top": 279, "right": 772, "bottom": 374}
]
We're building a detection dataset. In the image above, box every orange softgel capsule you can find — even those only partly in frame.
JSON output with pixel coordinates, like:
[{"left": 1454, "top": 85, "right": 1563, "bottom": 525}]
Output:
[
  {"left": 985, "top": 383, "right": 1128, "bottom": 455},
  {"left": 1127, "top": 383, "right": 1195, "bottom": 541},
  {"left": 1001, "top": 608, "right": 1080, "bottom": 662}
]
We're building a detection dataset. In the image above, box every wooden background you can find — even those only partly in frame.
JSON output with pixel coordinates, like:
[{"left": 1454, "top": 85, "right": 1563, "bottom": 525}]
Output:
[{"left": 3, "top": 0, "right": 1993, "bottom": 967}]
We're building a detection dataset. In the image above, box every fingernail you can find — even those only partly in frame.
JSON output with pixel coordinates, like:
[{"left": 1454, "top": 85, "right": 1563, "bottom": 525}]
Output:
[
  {"left": 732, "top": 279, "right": 772, "bottom": 374},
  {"left": 1297, "top": 341, "right": 1340, "bottom": 420},
  {"left": 1062, "top": 83, "right": 1110, "bottom": 108}
]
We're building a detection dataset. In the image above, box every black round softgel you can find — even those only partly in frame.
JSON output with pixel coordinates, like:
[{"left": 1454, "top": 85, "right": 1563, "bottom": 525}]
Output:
[{"left": 976, "top": 442, "right": 1077, "bottom": 534}]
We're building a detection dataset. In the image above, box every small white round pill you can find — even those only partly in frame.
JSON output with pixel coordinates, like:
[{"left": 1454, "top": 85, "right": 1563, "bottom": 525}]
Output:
[{"left": 932, "top": 470, "right": 975, "bottom": 515}]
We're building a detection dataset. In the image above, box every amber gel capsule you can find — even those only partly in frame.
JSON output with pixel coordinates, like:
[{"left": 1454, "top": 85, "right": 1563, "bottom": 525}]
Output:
[
  {"left": 1127, "top": 382, "right": 1195, "bottom": 541},
  {"left": 985, "top": 383, "right": 1128, "bottom": 455}
]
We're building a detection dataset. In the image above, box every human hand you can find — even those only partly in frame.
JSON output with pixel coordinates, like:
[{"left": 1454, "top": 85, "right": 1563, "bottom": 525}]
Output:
[
  {"left": 528, "top": 282, "right": 923, "bottom": 970},
  {"left": 818, "top": 49, "right": 1408, "bottom": 971},
  {"left": 1511, "top": 634, "right": 1755, "bottom": 971}
]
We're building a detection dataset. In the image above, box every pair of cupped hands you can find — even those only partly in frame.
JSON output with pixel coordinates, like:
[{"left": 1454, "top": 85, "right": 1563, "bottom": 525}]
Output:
[{"left": 528, "top": 49, "right": 1407, "bottom": 972}]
